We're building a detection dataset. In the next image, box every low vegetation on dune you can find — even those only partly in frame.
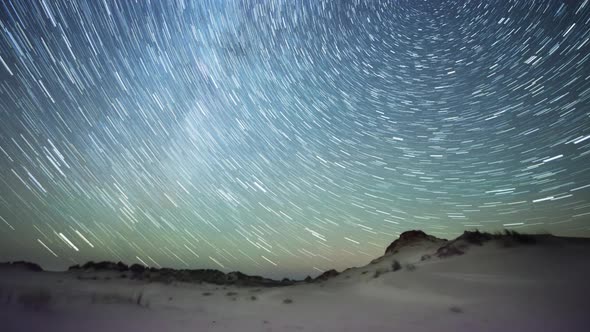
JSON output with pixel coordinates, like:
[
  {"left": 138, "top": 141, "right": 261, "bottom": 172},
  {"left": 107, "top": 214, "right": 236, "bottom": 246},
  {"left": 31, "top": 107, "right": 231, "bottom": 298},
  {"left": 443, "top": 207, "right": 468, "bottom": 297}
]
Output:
[{"left": 436, "top": 229, "right": 543, "bottom": 258}]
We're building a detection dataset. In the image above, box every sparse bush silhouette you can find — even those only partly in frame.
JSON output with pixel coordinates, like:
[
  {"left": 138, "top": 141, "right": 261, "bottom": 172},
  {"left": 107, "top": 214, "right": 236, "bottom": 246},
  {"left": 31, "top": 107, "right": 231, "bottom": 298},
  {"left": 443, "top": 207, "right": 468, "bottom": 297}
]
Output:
[
  {"left": 130, "top": 264, "right": 146, "bottom": 274},
  {"left": 450, "top": 306, "right": 463, "bottom": 313},
  {"left": 436, "top": 244, "right": 465, "bottom": 258},
  {"left": 460, "top": 230, "right": 493, "bottom": 245},
  {"left": 458, "top": 229, "right": 538, "bottom": 247},
  {"left": 392, "top": 260, "right": 402, "bottom": 271},
  {"left": 497, "top": 229, "right": 536, "bottom": 246},
  {"left": 202, "top": 292, "right": 213, "bottom": 296},
  {"left": 69, "top": 261, "right": 288, "bottom": 287},
  {"left": 283, "top": 298, "right": 293, "bottom": 304},
  {"left": 405, "top": 263, "right": 417, "bottom": 271}
]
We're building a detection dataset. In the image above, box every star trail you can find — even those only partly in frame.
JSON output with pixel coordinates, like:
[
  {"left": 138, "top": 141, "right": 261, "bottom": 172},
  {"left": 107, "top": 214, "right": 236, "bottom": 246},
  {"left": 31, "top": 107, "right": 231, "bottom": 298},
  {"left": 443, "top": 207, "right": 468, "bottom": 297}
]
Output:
[{"left": 1, "top": 0, "right": 590, "bottom": 278}]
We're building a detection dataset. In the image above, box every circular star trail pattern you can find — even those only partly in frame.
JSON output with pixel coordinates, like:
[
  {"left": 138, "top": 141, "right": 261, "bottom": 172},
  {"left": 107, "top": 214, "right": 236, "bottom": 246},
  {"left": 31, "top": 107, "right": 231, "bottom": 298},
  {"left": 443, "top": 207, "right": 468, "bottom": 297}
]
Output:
[{"left": 1, "top": 0, "right": 590, "bottom": 277}]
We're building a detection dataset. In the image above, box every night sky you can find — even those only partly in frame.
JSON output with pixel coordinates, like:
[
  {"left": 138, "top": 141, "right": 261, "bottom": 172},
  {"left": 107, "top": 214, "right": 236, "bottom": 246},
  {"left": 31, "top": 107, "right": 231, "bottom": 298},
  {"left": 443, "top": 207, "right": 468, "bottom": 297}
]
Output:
[{"left": 1, "top": 0, "right": 589, "bottom": 278}]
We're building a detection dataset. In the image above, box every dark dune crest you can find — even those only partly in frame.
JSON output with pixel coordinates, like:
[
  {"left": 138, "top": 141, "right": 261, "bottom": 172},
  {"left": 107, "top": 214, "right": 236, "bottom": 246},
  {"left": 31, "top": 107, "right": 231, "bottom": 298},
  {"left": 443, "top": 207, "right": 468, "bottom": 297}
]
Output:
[
  {"left": 68, "top": 262, "right": 295, "bottom": 287},
  {"left": 1, "top": 229, "right": 584, "bottom": 286},
  {"left": 384, "top": 230, "right": 447, "bottom": 255},
  {"left": 0, "top": 261, "right": 43, "bottom": 272}
]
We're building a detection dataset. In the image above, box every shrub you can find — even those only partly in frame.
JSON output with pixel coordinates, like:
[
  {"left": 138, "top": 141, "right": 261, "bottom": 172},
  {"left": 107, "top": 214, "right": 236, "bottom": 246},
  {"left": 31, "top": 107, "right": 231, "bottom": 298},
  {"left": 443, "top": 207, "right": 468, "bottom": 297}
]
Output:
[
  {"left": 374, "top": 268, "right": 388, "bottom": 278},
  {"left": 504, "top": 229, "right": 536, "bottom": 245},
  {"left": 392, "top": 260, "right": 402, "bottom": 271},
  {"left": 405, "top": 264, "right": 416, "bottom": 271},
  {"left": 283, "top": 298, "right": 293, "bottom": 304},
  {"left": 449, "top": 306, "right": 463, "bottom": 313},
  {"left": 436, "top": 245, "right": 464, "bottom": 258},
  {"left": 226, "top": 292, "right": 238, "bottom": 296},
  {"left": 202, "top": 292, "right": 213, "bottom": 296},
  {"left": 130, "top": 264, "right": 146, "bottom": 273},
  {"left": 136, "top": 292, "right": 143, "bottom": 306},
  {"left": 494, "top": 229, "right": 537, "bottom": 247},
  {"left": 460, "top": 230, "right": 493, "bottom": 245},
  {"left": 250, "top": 296, "right": 257, "bottom": 301}
]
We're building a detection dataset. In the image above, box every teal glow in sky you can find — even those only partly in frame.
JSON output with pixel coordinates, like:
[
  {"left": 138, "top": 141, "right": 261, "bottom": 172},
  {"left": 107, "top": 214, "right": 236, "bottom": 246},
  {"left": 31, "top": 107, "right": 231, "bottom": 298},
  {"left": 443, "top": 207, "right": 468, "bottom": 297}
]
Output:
[{"left": 1, "top": 0, "right": 590, "bottom": 278}]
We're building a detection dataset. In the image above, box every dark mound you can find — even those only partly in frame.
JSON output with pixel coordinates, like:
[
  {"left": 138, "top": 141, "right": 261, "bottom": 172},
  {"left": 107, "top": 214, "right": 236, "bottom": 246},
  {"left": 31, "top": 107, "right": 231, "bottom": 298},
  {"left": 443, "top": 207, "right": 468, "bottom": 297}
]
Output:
[
  {"left": 0, "top": 261, "right": 43, "bottom": 272},
  {"left": 436, "top": 244, "right": 466, "bottom": 258},
  {"left": 314, "top": 269, "right": 340, "bottom": 282},
  {"left": 456, "top": 230, "right": 495, "bottom": 245},
  {"left": 68, "top": 261, "right": 294, "bottom": 287},
  {"left": 385, "top": 230, "right": 446, "bottom": 254},
  {"left": 69, "top": 261, "right": 130, "bottom": 272}
]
